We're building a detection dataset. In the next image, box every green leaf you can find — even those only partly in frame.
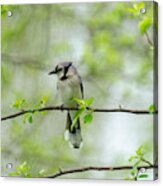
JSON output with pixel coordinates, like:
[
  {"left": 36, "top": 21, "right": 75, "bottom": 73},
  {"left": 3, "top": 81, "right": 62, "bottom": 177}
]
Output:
[
  {"left": 41, "top": 111, "right": 47, "bottom": 115},
  {"left": 84, "top": 113, "right": 93, "bottom": 124},
  {"left": 22, "top": 114, "right": 29, "bottom": 124},
  {"left": 8, "top": 171, "right": 21, "bottom": 176},
  {"left": 16, "top": 161, "right": 31, "bottom": 177},
  {"left": 138, "top": 2, "right": 145, "bottom": 10},
  {"left": 129, "top": 155, "right": 138, "bottom": 162},
  {"left": 130, "top": 168, "right": 137, "bottom": 176},
  {"left": 34, "top": 96, "right": 48, "bottom": 109},
  {"left": 133, "top": 2, "right": 145, "bottom": 12},
  {"left": 126, "top": 8, "right": 137, "bottom": 15},
  {"left": 139, "top": 17, "right": 152, "bottom": 34},
  {"left": 1, "top": 5, "right": 8, "bottom": 17},
  {"left": 41, "top": 96, "right": 48, "bottom": 104},
  {"left": 28, "top": 115, "right": 33, "bottom": 124},
  {"left": 12, "top": 98, "right": 26, "bottom": 109},
  {"left": 84, "top": 97, "right": 94, "bottom": 107},
  {"left": 136, "top": 145, "right": 143, "bottom": 156},
  {"left": 124, "top": 177, "right": 133, "bottom": 180},
  {"left": 73, "top": 97, "right": 94, "bottom": 108},
  {"left": 73, "top": 98, "right": 85, "bottom": 108},
  {"left": 9, "top": 161, "right": 31, "bottom": 177},
  {"left": 148, "top": 104, "right": 156, "bottom": 113},
  {"left": 138, "top": 174, "right": 148, "bottom": 178},
  {"left": 17, "top": 161, "right": 27, "bottom": 171},
  {"left": 71, "top": 109, "right": 84, "bottom": 131},
  {"left": 40, "top": 96, "right": 48, "bottom": 107},
  {"left": 38, "top": 169, "right": 45, "bottom": 176}
]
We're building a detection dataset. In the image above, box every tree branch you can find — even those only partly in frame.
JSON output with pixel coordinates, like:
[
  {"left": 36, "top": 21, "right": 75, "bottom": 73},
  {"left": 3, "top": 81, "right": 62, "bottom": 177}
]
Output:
[
  {"left": 45, "top": 165, "right": 156, "bottom": 178},
  {"left": 1, "top": 106, "right": 158, "bottom": 121},
  {"left": 141, "top": 158, "right": 153, "bottom": 167}
]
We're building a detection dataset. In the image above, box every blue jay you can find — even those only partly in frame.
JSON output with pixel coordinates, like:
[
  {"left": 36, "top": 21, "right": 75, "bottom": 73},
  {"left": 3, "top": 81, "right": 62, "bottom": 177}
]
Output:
[{"left": 49, "top": 62, "right": 83, "bottom": 149}]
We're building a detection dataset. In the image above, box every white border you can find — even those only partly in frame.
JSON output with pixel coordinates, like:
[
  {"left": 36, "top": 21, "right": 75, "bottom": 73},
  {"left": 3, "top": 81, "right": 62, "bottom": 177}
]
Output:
[{"left": 0, "top": 0, "right": 160, "bottom": 5}]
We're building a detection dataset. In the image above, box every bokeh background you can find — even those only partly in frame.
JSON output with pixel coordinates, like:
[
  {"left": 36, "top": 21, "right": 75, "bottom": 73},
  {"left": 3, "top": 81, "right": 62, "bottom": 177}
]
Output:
[{"left": 1, "top": 1, "right": 157, "bottom": 180}]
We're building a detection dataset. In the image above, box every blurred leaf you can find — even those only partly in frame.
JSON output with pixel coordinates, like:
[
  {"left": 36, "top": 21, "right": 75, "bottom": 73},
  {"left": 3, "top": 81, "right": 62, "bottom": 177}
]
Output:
[
  {"left": 138, "top": 174, "right": 148, "bottom": 178},
  {"left": 128, "top": 167, "right": 139, "bottom": 180},
  {"left": 124, "top": 177, "right": 133, "bottom": 180},
  {"left": 130, "top": 168, "right": 137, "bottom": 176},
  {"left": 41, "top": 96, "right": 48, "bottom": 105},
  {"left": 133, "top": 2, "right": 145, "bottom": 12},
  {"left": 72, "top": 97, "right": 94, "bottom": 128},
  {"left": 8, "top": 171, "right": 21, "bottom": 176},
  {"left": 35, "top": 96, "right": 49, "bottom": 108},
  {"left": 22, "top": 113, "right": 33, "bottom": 124},
  {"left": 38, "top": 169, "right": 46, "bottom": 176},
  {"left": 40, "top": 111, "right": 47, "bottom": 115},
  {"left": 84, "top": 97, "right": 94, "bottom": 107},
  {"left": 1, "top": 5, "right": 8, "bottom": 17},
  {"left": 8, "top": 161, "right": 31, "bottom": 177},
  {"left": 28, "top": 115, "right": 33, "bottom": 124},
  {"left": 129, "top": 155, "right": 138, "bottom": 162},
  {"left": 23, "top": 114, "right": 29, "bottom": 124},
  {"left": 139, "top": 17, "right": 152, "bottom": 34},
  {"left": 126, "top": 8, "right": 137, "bottom": 15},
  {"left": 12, "top": 98, "right": 26, "bottom": 109},
  {"left": 71, "top": 109, "right": 84, "bottom": 131},
  {"left": 84, "top": 113, "right": 93, "bottom": 124},
  {"left": 73, "top": 97, "right": 94, "bottom": 108},
  {"left": 73, "top": 98, "right": 85, "bottom": 108},
  {"left": 148, "top": 104, "right": 156, "bottom": 114},
  {"left": 136, "top": 145, "right": 143, "bottom": 156}
]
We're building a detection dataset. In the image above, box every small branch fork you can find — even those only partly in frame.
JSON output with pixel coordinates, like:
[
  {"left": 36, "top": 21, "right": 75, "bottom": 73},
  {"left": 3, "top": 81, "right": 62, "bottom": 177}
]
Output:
[
  {"left": 1, "top": 106, "right": 158, "bottom": 121},
  {"left": 45, "top": 165, "right": 156, "bottom": 178}
]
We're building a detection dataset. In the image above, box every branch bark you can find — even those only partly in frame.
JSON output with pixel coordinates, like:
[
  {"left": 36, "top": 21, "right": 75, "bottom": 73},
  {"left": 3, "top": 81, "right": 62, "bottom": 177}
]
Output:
[
  {"left": 1, "top": 106, "right": 158, "bottom": 121},
  {"left": 45, "top": 165, "right": 156, "bottom": 178}
]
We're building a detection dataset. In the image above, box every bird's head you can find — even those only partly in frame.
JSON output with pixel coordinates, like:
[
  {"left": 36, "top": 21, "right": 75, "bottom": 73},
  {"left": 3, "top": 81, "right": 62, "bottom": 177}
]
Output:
[{"left": 48, "top": 62, "right": 72, "bottom": 80}]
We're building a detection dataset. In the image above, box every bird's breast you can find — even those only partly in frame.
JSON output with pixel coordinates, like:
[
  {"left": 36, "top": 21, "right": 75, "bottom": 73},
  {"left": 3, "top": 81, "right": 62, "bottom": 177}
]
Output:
[{"left": 58, "top": 76, "right": 81, "bottom": 105}]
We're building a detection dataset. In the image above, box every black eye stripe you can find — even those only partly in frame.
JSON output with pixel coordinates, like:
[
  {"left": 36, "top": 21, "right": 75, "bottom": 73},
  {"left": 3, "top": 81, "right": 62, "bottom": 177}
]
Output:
[
  {"left": 57, "top": 68, "right": 62, "bottom": 72},
  {"left": 64, "top": 65, "right": 71, "bottom": 75},
  {"left": 59, "top": 63, "right": 72, "bottom": 81},
  {"left": 56, "top": 66, "right": 62, "bottom": 72}
]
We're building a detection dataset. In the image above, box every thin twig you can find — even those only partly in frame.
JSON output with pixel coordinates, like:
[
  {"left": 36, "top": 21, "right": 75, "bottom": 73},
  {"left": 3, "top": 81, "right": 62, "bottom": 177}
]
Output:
[
  {"left": 145, "top": 31, "right": 153, "bottom": 47},
  {"left": 141, "top": 158, "right": 153, "bottom": 166},
  {"left": 134, "top": 168, "right": 139, "bottom": 181},
  {"left": 1, "top": 106, "right": 158, "bottom": 121},
  {"left": 45, "top": 165, "right": 156, "bottom": 178}
]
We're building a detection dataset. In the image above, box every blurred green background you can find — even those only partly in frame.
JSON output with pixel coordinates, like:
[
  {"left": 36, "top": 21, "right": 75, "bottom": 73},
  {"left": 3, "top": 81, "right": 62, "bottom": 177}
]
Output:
[{"left": 1, "top": 1, "right": 157, "bottom": 180}]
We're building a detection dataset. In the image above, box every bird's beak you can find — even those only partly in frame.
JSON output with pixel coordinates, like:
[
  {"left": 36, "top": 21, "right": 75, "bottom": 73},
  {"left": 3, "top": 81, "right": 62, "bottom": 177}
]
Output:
[{"left": 48, "top": 70, "right": 56, "bottom": 75}]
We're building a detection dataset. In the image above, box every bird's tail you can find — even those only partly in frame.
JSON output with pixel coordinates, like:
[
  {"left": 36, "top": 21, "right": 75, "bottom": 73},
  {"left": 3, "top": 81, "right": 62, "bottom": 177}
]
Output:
[{"left": 64, "top": 111, "right": 83, "bottom": 149}]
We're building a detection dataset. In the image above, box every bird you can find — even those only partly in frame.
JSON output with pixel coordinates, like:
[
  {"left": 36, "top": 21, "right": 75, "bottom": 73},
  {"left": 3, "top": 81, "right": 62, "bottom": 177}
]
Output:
[{"left": 48, "top": 62, "right": 84, "bottom": 149}]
